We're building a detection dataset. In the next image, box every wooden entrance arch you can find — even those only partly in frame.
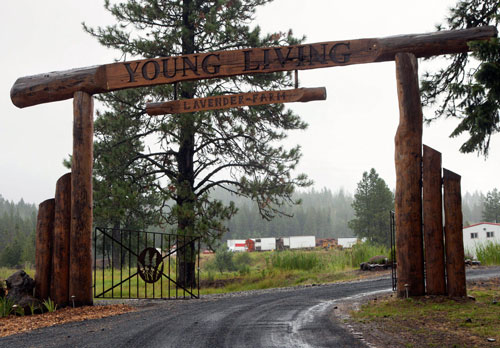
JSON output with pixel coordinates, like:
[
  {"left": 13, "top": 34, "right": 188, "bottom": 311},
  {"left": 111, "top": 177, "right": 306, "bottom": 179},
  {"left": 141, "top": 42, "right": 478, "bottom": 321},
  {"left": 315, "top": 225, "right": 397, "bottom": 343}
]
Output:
[{"left": 11, "top": 26, "right": 497, "bottom": 304}]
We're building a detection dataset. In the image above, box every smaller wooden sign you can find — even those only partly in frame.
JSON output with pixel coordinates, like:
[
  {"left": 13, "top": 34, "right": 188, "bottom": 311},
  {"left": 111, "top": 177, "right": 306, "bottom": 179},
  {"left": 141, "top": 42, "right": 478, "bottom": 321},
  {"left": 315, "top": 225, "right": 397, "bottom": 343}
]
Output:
[{"left": 146, "top": 87, "right": 326, "bottom": 115}]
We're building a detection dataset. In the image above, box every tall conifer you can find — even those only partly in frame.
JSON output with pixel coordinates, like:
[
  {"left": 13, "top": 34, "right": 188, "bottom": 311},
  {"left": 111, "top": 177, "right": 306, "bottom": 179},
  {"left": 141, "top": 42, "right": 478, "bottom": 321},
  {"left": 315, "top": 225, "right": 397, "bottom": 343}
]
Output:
[{"left": 85, "top": 0, "right": 311, "bottom": 286}]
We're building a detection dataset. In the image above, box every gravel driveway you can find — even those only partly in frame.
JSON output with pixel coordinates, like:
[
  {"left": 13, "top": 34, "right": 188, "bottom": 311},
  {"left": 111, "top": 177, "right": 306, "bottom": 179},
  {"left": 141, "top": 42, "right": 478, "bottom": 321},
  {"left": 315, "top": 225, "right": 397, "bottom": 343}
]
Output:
[{"left": 1, "top": 267, "right": 498, "bottom": 348}]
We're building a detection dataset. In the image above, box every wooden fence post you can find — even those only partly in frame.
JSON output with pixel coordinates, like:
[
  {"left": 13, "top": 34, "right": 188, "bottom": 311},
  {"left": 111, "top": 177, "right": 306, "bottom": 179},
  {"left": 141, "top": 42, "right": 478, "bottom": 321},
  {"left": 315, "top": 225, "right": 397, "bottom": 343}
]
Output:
[
  {"left": 394, "top": 52, "right": 425, "bottom": 297},
  {"left": 69, "top": 91, "right": 94, "bottom": 306},
  {"left": 51, "top": 173, "right": 71, "bottom": 306},
  {"left": 443, "top": 169, "right": 467, "bottom": 297},
  {"left": 423, "top": 145, "right": 447, "bottom": 295},
  {"left": 35, "top": 198, "right": 55, "bottom": 300}
]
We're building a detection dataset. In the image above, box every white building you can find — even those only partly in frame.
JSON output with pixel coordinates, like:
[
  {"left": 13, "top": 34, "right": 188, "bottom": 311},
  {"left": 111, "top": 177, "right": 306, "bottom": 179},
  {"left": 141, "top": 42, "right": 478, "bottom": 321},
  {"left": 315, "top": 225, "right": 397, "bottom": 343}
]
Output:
[{"left": 463, "top": 222, "right": 500, "bottom": 258}]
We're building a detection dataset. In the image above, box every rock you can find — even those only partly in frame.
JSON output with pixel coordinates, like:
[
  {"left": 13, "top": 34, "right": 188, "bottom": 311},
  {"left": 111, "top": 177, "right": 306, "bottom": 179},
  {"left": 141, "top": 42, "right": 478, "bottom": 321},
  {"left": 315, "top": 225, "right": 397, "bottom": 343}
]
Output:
[
  {"left": 368, "top": 255, "right": 388, "bottom": 265},
  {"left": 5, "top": 270, "right": 40, "bottom": 313},
  {"left": 0, "top": 279, "right": 5, "bottom": 298}
]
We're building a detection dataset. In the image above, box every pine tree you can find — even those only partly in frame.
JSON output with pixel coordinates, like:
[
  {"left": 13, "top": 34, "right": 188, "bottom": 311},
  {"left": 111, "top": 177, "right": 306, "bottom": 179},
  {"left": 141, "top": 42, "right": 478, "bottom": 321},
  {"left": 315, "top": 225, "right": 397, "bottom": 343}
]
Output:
[
  {"left": 84, "top": 0, "right": 311, "bottom": 286},
  {"left": 348, "top": 169, "right": 394, "bottom": 247},
  {"left": 421, "top": 0, "right": 500, "bottom": 156},
  {"left": 482, "top": 188, "right": 500, "bottom": 222}
]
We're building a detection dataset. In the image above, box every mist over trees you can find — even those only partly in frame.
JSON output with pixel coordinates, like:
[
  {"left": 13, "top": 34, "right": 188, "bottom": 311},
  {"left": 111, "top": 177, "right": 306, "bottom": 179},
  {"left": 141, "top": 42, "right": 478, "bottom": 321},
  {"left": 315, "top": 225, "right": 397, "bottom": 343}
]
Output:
[
  {"left": 214, "top": 187, "right": 355, "bottom": 241},
  {"left": 0, "top": 185, "right": 493, "bottom": 267},
  {"left": 0, "top": 195, "right": 37, "bottom": 267}
]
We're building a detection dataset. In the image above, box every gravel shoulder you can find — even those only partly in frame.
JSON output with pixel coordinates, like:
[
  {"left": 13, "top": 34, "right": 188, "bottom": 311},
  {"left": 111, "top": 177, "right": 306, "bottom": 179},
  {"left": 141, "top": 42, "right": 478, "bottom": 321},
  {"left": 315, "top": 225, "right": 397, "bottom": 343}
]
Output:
[{"left": 332, "top": 266, "right": 500, "bottom": 348}]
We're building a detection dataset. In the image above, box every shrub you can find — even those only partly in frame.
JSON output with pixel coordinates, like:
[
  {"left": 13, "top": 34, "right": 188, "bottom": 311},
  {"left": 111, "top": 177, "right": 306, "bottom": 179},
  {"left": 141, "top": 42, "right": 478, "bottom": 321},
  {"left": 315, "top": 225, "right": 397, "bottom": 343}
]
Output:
[
  {"left": 42, "top": 298, "right": 57, "bottom": 313},
  {"left": 0, "top": 296, "right": 15, "bottom": 317},
  {"left": 214, "top": 245, "right": 236, "bottom": 273},
  {"left": 234, "top": 252, "right": 252, "bottom": 268}
]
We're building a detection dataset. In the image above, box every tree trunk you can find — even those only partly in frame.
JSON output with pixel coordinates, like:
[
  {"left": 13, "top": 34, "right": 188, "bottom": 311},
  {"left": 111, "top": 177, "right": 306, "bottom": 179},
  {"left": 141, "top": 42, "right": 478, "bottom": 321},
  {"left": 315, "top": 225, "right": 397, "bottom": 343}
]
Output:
[
  {"left": 443, "top": 169, "right": 467, "bottom": 298},
  {"left": 69, "top": 91, "right": 94, "bottom": 306},
  {"left": 422, "top": 146, "right": 446, "bottom": 295},
  {"left": 51, "top": 173, "right": 71, "bottom": 306},
  {"left": 35, "top": 199, "right": 55, "bottom": 300},
  {"left": 394, "top": 52, "right": 425, "bottom": 297},
  {"left": 175, "top": 0, "right": 198, "bottom": 290}
]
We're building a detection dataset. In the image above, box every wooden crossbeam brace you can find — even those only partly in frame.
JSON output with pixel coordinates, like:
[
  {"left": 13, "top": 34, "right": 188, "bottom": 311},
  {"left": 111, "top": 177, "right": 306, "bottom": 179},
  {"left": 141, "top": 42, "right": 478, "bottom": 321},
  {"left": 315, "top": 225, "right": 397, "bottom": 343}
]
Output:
[{"left": 146, "top": 87, "right": 326, "bottom": 115}]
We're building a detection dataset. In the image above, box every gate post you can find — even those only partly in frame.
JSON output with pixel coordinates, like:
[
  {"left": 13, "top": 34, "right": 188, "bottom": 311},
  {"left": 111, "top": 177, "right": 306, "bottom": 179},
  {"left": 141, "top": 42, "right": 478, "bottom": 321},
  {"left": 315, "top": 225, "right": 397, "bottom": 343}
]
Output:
[
  {"left": 443, "top": 169, "right": 467, "bottom": 297},
  {"left": 394, "top": 52, "right": 425, "bottom": 297},
  {"left": 423, "top": 146, "right": 446, "bottom": 295},
  {"left": 69, "top": 91, "right": 94, "bottom": 306},
  {"left": 52, "top": 173, "right": 72, "bottom": 306},
  {"left": 35, "top": 199, "right": 55, "bottom": 300}
]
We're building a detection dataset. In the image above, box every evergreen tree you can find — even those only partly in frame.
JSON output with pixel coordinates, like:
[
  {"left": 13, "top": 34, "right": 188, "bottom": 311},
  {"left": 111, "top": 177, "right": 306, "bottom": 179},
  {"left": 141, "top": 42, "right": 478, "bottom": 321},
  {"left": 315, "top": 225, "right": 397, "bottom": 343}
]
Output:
[
  {"left": 84, "top": 0, "right": 310, "bottom": 286},
  {"left": 482, "top": 188, "right": 500, "bottom": 222},
  {"left": 421, "top": 0, "right": 500, "bottom": 156},
  {"left": 348, "top": 169, "right": 394, "bottom": 247}
]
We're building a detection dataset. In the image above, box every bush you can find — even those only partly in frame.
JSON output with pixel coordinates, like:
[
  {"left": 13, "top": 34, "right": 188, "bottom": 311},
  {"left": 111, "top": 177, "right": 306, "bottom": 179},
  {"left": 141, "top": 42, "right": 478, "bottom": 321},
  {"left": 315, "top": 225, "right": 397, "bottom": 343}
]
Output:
[
  {"left": 214, "top": 245, "right": 236, "bottom": 273},
  {"left": 234, "top": 252, "right": 252, "bottom": 268},
  {"left": 0, "top": 296, "right": 14, "bottom": 317}
]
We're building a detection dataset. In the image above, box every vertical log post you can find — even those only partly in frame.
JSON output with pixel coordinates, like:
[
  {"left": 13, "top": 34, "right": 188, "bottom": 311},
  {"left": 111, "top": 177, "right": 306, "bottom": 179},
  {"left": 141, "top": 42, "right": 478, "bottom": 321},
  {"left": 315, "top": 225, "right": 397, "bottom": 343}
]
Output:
[
  {"left": 51, "top": 173, "right": 71, "bottom": 307},
  {"left": 423, "top": 145, "right": 447, "bottom": 295},
  {"left": 69, "top": 91, "right": 94, "bottom": 306},
  {"left": 443, "top": 169, "right": 467, "bottom": 298},
  {"left": 35, "top": 199, "right": 55, "bottom": 300},
  {"left": 394, "top": 52, "right": 425, "bottom": 297}
]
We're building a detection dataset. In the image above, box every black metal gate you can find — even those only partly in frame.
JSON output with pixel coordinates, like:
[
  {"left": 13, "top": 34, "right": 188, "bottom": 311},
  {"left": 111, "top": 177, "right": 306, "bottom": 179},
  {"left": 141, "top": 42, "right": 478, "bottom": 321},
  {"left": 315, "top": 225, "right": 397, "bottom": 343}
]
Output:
[
  {"left": 93, "top": 227, "right": 200, "bottom": 299},
  {"left": 390, "top": 210, "right": 397, "bottom": 291}
]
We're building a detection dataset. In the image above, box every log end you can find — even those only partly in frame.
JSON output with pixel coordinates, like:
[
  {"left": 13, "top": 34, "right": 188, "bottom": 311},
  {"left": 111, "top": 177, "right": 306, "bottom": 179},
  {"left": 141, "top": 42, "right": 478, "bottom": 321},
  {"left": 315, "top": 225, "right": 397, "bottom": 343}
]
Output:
[{"left": 299, "top": 87, "right": 327, "bottom": 103}]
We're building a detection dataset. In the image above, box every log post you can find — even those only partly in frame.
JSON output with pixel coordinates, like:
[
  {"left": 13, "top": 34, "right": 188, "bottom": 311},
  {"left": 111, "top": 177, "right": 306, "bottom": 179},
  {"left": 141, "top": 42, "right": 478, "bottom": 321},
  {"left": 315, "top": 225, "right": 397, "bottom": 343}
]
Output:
[
  {"left": 443, "top": 169, "right": 467, "bottom": 298},
  {"left": 35, "top": 199, "right": 55, "bottom": 300},
  {"left": 422, "top": 145, "right": 447, "bottom": 295},
  {"left": 394, "top": 52, "right": 425, "bottom": 297},
  {"left": 51, "top": 173, "right": 71, "bottom": 307},
  {"left": 69, "top": 91, "right": 94, "bottom": 306}
]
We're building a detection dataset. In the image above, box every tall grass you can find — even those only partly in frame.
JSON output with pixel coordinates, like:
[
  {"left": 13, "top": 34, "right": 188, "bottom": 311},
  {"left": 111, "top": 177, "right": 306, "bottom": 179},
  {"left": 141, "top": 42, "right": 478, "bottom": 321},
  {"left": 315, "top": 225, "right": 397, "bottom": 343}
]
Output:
[
  {"left": 269, "top": 251, "right": 320, "bottom": 271},
  {"left": 475, "top": 242, "right": 500, "bottom": 265},
  {"left": 268, "top": 243, "right": 390, "bottom": 272}
]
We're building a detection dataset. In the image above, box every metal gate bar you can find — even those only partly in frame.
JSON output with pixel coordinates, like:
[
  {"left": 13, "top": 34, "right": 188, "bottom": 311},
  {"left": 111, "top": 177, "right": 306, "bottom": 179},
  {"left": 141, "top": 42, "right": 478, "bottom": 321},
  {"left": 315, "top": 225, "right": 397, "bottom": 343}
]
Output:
[
  {"left": 93, "top": 227, "right": 200, "bottom": 299},
  {"left": 390, "top": 211, "right": 397, "bottom": 291}
]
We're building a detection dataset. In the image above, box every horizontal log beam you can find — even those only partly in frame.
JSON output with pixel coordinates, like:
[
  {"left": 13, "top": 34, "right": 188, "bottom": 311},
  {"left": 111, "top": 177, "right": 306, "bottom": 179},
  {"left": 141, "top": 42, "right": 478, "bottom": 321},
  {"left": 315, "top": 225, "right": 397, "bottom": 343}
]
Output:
[
  {"left": 146, "top": 87, "right": 326, "bottom": 115},
  {"left": 11, "top": 26, "right": 497, "bottom": 108}
]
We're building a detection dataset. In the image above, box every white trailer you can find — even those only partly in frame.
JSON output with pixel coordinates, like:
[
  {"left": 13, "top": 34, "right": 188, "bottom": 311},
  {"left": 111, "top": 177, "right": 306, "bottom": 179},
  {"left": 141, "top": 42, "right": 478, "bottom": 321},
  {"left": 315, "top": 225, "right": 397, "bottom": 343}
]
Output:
[
  {"left": 289, "top": 236, "right": 316, "bottom": 249},
  {"left": 227, "top": 239, "right": 247, "bottom": 252},
  {"left": 254, "top": 237, "right": 276, "bottom": 251}
]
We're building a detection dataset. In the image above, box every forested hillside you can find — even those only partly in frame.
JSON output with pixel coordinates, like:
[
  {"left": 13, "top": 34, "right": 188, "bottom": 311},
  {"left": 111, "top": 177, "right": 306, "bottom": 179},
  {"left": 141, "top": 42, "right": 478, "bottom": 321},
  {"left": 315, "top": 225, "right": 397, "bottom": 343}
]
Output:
[
  {"left": 0, "top": 195, "right": 37, "bottom": 267},
  {"left": 0, "top": 187, "right": 489, "bottom": 268},
  {"left": 216, "top": 188, "right": 356, "bottom": 241}
]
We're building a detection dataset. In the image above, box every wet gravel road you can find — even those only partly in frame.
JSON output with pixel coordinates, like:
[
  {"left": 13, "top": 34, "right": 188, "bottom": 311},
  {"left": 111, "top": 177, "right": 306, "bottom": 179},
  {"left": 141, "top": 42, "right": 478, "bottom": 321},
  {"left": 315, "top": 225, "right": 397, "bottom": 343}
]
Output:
[{"left": 2, "top": 267, "right": 499, "bottom": 348}]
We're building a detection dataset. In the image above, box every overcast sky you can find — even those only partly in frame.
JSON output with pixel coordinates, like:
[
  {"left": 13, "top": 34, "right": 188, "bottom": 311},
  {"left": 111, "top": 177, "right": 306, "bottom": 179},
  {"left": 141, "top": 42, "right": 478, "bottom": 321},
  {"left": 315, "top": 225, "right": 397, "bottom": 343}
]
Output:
[{"left": 1, "top": 0, "right": 499, "bottom": 205}]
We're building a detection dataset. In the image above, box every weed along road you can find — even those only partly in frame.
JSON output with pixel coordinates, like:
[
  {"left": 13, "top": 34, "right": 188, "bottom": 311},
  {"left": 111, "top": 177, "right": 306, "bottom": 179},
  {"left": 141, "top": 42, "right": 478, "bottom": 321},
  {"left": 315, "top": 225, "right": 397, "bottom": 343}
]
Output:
[{"left": 1, "top": 267, "right": 499, "bottom": 348}]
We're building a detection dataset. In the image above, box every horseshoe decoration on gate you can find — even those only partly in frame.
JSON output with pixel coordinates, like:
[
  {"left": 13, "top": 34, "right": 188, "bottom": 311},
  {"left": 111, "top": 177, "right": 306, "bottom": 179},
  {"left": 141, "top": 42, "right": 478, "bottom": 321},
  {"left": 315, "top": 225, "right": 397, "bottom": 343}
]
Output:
[{"left": 137, "top": 247, "right": 164, "bottom": 283}]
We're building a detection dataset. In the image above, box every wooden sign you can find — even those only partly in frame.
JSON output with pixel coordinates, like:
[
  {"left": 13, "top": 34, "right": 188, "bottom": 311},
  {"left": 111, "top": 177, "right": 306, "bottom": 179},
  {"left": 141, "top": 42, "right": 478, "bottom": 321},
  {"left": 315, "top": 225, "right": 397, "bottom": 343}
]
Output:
[
  {"left": 146, "top": 87, "right": 326, "bottom": 115},
  {"left": 11, "top": 26, "right": 497, "bottom": 108}
]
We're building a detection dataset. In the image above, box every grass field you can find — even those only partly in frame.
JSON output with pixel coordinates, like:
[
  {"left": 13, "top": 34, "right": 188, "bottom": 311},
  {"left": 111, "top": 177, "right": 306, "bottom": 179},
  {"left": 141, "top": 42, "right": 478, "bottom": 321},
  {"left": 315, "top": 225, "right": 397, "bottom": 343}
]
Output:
[
  {"left": 351, "top": 278, "right": 500, "bottom": 347},
  {"left": 1, "top": 242, "right": 391, "bottom": 299}
]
